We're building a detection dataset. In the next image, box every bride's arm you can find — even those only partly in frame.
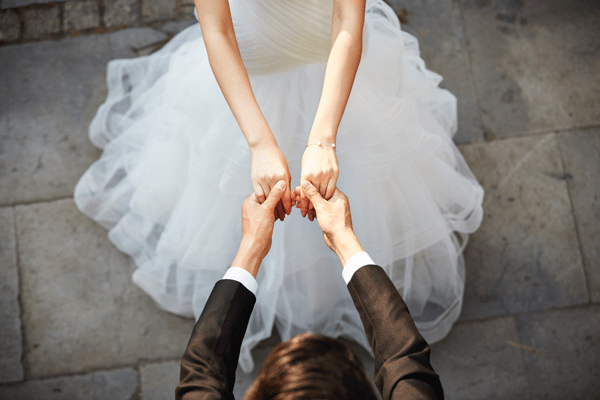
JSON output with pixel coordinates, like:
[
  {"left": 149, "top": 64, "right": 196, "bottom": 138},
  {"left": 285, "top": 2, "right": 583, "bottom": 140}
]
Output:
[
  {"left": 194, "top": 0, "right": 292, "bottom": 217},
  {"left": 299, "top": 0, "right": 365, "bottom": 219},
  {"left": 194, "top": 0, "right": 276, "bottom": 151},
  {"left": 311, "top": 0, "right": 365, "bottom": 140}
]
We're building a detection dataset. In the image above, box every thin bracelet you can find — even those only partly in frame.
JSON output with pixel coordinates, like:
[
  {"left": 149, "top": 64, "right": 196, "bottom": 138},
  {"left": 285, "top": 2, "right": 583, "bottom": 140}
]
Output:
[{"left": 306, "top": 141, "right": 336, "bottom": 151}]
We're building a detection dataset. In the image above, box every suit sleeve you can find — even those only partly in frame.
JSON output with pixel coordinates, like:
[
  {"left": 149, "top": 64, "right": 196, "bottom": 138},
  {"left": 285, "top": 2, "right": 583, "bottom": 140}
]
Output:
[
  {"left": 176, "top": 280, "right": 256, "bottom": 400},
  {"left": 347, "top": 264, "right": 444, "bottom": 400}
]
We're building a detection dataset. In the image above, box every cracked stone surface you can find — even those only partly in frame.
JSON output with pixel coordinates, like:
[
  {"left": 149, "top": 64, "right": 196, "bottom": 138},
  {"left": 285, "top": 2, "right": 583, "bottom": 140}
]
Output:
[
  {"left": 516, "top": 306, "right": 600, "bottom": 399},
  {"left": 23, "top": 6, "right": 60, "bottom": 40},
  {"left": 459, "top": 0, "right": 600, "bottom": 139},
  {"left": 142, "top": 0, "right": 177, "bottom": 23},
  {"left": 140, "top": 361, "right": 181, "bottom": 400},
  {"left": 0, "top": 10, "right": 20, "bottom": 41},
  {"left": 1, "top": 0, "right": 61, "bottom": 9},
  {"left": 0, "top": 28, "right": 167, "bottom": 206},
  {"left": 0, "top": 207, "right": 23, "bottom": 383},
  {"left": 459, "top": 134, "right": 588, "bottom": 320},
  {"left": 557, "top": 127, "right": 600, "bottom": 303},
  {"left": 431, "top": 317, "right": 530, "bottom": 399},
  {"left": 386, "top": 0, "right": 483, "bottom": 144},
  {"left": 0, "top": 368, "right": 138, "bottom": 399},
  {"left": 63, "top": 0, "right": 101, "bottom": 32},
  {"left": 103, "top": 0, "right": 140, "bottom": 28},
  {"left": 15, "top": 199, "right": 194, "bottom": 378}
]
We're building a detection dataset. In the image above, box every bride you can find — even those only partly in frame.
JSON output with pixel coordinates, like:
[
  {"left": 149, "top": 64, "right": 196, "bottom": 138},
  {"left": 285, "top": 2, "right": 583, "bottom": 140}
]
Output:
[{"left": 74, "top": 0, "right": 484, "bottom": 372}]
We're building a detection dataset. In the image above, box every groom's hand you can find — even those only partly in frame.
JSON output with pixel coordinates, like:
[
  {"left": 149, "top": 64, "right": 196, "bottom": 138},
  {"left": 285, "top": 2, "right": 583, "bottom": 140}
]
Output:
[
  {"left": 233, "top": 180, "right": 289, "bottom": 277},
  {"left": 298, "top": 181, "right": 364, "bottom": 265}
]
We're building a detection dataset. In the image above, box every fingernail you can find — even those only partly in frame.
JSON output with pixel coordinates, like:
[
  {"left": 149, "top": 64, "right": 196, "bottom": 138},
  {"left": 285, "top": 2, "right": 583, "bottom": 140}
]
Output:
[
  {"left": 276, "top": 181, "right": 285, "bottom": 190},
  {"left": 301, "top": 181, "right": 310, "bottom": 189}
]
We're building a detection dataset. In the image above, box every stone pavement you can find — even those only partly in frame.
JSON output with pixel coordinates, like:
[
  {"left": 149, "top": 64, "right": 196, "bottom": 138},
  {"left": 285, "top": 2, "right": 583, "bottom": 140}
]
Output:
[
  {"left": 0, "top": 0, "right": 599, "bottom": 399},
  {"left": 0, "top": 0, "right": 195, "bottom": 43}
]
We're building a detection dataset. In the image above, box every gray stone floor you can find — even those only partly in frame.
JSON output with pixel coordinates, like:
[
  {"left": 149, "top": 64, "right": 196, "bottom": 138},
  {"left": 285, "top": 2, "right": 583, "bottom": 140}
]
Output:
[{"left": 1, "top": 0, "right": 599, "bottom": 399}]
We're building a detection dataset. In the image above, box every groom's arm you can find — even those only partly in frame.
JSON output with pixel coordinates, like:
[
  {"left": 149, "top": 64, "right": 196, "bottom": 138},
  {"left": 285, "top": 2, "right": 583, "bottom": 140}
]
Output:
[
  {"left": 297, "top": 182, "right": 444, "bottom": 399},
  {"left": 176, "top": 181, "right": 288, "bottom": 399},
  {"left": 343, "top": 252, "right": 444, "bottom": 400},
  {"left": 176, "top": 269, "right": 257, "bottom": 400}
]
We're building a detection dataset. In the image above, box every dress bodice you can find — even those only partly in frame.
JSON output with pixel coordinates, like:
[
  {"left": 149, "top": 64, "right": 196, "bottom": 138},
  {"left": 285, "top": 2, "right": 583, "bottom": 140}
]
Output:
[{"left": 229, "top": 0, "right": 368, "bottom": 75}]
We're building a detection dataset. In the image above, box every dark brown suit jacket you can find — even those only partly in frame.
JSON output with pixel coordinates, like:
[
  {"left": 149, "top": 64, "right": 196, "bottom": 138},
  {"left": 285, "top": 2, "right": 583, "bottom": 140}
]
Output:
[{"left": 176, "top": 264, "right": 444, "bottom": 399}]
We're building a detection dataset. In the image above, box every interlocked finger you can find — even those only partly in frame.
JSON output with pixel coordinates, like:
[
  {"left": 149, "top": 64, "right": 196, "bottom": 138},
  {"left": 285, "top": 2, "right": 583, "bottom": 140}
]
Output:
[
  {"left": 300, "top": 185, "right": 310, "bottom": 217},
  {"left": 276, "top": 199, "right": 285, "bottom": 221},
  {"left": 254, "top": 183, "right": 266, "bottom": 204},
  {"left": 319, "top": 180, "right": 327, "bottom": 198},
  {"left": 325, "top": 177, "right": 336, "bottom": 201}
]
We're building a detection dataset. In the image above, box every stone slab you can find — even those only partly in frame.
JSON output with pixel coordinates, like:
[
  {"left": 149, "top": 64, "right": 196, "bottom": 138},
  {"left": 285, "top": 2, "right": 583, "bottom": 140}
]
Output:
[
  {"left": 142, "top": 0, "right": 177, "bottom": 23},
  {"left": 102, "top": 0, "right": 140, "bottom": 29},
  {"left": 23, "top": 6, "right": 60, "bottom": 40},
  {"left": 0, "top": 28, "right": 167, "bottom": 206},
  {"left": 140, "top": 360, "right": 180, "bottom": 400},
  {"left": 1, "top": 0, "right": 62, "bottom": 9},
  {"left": 459, "top": 134, "right": 588, "bottom": 320},
  {"left": 460, "top": 0, "right": 600, "bottom": 139},
  {"left": 15, "top": 199, "right": 194, "bottom": 378},
  {"left": 557, "top": 127, "right": 600, "bottom": 303},
  {"left": 0, "top": 368, "right": 138, "bottom": 400},
  {"left": 386, "top": 0, "right": 483, "bottom": 144},
  {"left": 63, "top": 0, "right": 101, "bottom": 32},
  {"left": 430, "top": 317, "right": 531, "bottom": 399},
  {"left": 0, "top": 10, "right": 20, "bottom": 41},
  {"left": 0, "top": 207, "right": 23, "bottom": 383},
  {"left": 516, "top": 306, "right": 600, "bottom": 399}
]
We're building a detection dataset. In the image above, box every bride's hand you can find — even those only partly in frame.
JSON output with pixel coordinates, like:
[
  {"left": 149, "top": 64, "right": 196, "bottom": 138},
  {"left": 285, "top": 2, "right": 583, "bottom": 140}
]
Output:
[
  {"left": 299, "top": 144, "right": 339, "bottom": 221},
  {"left": 251, "top": 144, "right": 292, "bottom": 221}
]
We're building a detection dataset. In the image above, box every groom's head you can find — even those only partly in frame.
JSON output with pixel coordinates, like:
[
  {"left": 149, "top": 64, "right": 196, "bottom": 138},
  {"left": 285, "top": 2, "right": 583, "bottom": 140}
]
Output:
[{"left": 245, "top": 332, "right": 377, "bottom": 399}]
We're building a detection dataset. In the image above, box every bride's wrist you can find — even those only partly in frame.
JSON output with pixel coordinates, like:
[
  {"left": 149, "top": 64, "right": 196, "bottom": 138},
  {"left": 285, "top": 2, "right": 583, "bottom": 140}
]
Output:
[
  {"left": 249, "top": 138, "right": 279, "bottom": 156},
  {"left": 307, "top": 126, "right": 337, "bottom": 145},
  {"left": 244, "top": 119, "right": 279, "bottom": 155}
]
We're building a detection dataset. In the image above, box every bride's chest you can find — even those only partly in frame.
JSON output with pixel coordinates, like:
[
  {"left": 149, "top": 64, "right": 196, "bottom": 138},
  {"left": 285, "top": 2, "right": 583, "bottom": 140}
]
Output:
[{"left": 229, "top": 0, "right": 333, "bottom": 37}]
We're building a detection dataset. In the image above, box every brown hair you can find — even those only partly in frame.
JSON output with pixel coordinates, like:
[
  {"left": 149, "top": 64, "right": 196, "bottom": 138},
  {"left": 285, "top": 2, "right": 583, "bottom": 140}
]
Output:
[{"left": 245, "top": 332, "right": 377, "bottom": 399}]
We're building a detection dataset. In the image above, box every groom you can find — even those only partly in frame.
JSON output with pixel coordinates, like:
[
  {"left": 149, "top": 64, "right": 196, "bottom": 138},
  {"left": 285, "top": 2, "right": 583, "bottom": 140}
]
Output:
[{"left": 175, "top": 180, "right": 444, "bottom": 399}]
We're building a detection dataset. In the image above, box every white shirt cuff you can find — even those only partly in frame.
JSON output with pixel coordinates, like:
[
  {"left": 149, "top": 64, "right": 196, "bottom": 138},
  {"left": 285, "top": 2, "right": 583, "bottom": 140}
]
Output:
[
  {"left": 342, "top": 251, "right": 375, "bottom": 284},
  {"left": 222, "top": 267, "right": 258, "bottom": 296}
]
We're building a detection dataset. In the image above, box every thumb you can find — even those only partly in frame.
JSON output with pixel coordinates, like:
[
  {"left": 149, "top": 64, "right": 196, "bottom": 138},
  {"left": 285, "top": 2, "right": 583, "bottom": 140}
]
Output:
[
  {"left": 301, "top": 181, "right": 324, "bottom": 205},
  {"left": 263, "top": 180, "right": 286, "bottom": 209}
]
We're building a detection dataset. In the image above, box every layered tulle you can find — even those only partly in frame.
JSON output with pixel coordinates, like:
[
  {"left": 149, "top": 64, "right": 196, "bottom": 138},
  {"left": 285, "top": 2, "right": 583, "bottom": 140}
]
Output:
[{"left": 74, "top": 0, "right": 484, "bottom": 372}]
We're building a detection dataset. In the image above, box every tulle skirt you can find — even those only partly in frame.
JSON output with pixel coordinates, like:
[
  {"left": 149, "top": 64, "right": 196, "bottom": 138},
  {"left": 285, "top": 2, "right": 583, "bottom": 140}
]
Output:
[{"left": 74, "top": 0, "right": 484, "bottom": 372}]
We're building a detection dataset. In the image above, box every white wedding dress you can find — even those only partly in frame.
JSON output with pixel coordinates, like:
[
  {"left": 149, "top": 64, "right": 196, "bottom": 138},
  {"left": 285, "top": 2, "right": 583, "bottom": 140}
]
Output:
[{"left": 75, "top": 0, "right": 484, "bottom": 372}]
